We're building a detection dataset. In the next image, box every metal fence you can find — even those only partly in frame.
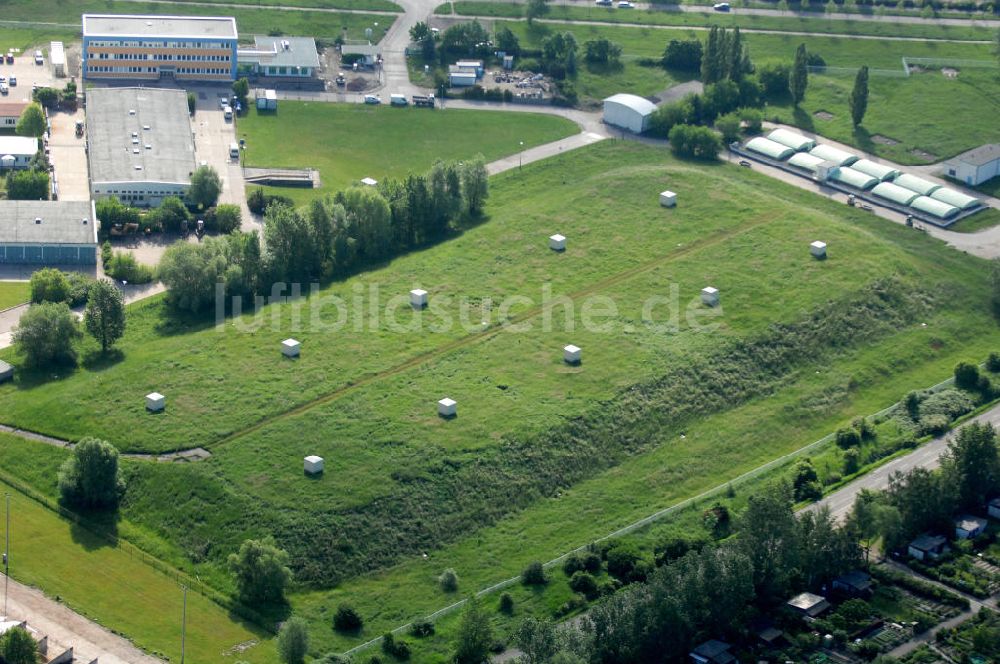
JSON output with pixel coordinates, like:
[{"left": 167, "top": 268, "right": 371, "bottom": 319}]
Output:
[{"left": 342, "top": 372, "right": 960, "bottom": 658}]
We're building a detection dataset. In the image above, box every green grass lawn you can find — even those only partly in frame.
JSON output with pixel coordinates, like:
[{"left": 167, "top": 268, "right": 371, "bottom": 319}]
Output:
[
  {"left": 0, "top": 281, "right": 30, "bottom": 311},
  {"left": 1, "top": 0, "right": 392, "bottom": 42},
  {"left": 168, "top": 0, "right": 401, "bottom": 12},
  {"left": 0, "top": 27, "right": 79, "bottom": 51},
  {"left": 0, "top": 456, "right": 277, "bottom": 664},
  {"left": 948, "top": 207, "right": 1000, "bottom": 233},
  {"left": 439, "top": 1, "right": 995, "bottom": 41},
  {"left": 238, "top": 102, "right": 579, "bottom": 204},
  {"left": 765, "top": 68, "right": 1000, "bottom": 164},
  {"left": 0, "top": 141, "right": 996, "bottom": 660}
]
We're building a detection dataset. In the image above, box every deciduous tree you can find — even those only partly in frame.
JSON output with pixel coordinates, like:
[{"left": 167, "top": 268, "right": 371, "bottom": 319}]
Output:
[
  {"left": 228, "top": 536, "right": 292, "bottom": 605},
  {"left": 58, "top": 437, "right": 124, "bottom": 509},
  {"left": 15, "top": 103, "right": 45, "bottom": 137},
  {"left": 13, "top": 301, "right": 81, "bottom": 367},
  {"left": 84, "top": 279, "right": 126, "bottom": 353}
]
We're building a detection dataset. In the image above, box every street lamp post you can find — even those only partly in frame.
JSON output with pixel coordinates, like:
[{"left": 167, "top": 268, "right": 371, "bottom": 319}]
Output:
[
  {"left": 180, "top": 585, "right": 187, "bottom": 664},
  {"left": 519, "top": 140, "right": 524, "bottom": 169},
  {"left": 3, "top": 493, "right": 9, "bottom": 618}
]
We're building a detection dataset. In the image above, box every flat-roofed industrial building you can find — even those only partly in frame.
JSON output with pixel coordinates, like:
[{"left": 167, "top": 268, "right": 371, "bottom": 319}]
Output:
[
  {"left": 86, "top": 87, "right": 196, "bottom": 207},
  {"left": 0, "top": 200, "right": 98, "bottom": 265}
]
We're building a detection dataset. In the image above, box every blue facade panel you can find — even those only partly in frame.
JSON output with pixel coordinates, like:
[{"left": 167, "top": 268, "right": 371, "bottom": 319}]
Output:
[{"left": 0, "top": 244, "right": 96, "bottom": 265}]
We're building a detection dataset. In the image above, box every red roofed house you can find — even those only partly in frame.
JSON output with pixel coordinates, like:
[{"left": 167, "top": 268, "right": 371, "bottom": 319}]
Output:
[{"left": 0, "top": 101, "right": 29, "bottom": 130}]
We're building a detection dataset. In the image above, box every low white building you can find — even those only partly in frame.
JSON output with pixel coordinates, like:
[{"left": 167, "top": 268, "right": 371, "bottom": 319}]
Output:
[
  {"left": 659, "top": 190, "right": 677, "bottom": 208},
  {"left": 603, "top": 94, "right": 656, "bottom": 134},
  {"left": 146, "top": 392, "right": 165, "bottom": 412},
  {"left": 942, "top": 143, "right": 1000, "bottom": 186},
  {"left": 0, "top": 136, "right": 39, "bottom": 170},
  {"left": 304, "top": 455, "right": 324, "bottom": 474},
  {"left": 810, "top": 241, "right": 827, "bottom": 259},
  {"left": 410, "top": 288, "right": 428, "bottom": 309},
  {"left": 701, "top": 287, "right": 719, "bottom": 307},
  {"left": 564, "top": 345, "right": 581, "bottom": 364},
  {"left": 549, "top": 234, "right": 566, "bottom": 251},
  {"left": 50, "top": 41, "right": 66, "bottom": 77},
  {"left": 281, "top": 338, "right": 301, "bottom": 357},
  {"left": 438, "top": 397, "right": 457, "bottom": 418}
]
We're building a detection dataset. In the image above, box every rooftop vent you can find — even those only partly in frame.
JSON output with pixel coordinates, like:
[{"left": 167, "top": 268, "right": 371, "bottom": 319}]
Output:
[
  {"left": 134, "top": 165, "right": 143, "bottom": 171},
  {"left": 143, "top": 125, "right": 151, "bottom": 131},
  {"left": 132, "top": 148, "right": 139, "bottom": 154},
  {"left": 34, "top": 217, "right": 41, "bottom": 224},
  {"left": 145, "top": 21, "right": 153, "bottom": 26},
  {"left": 82, "top": 218, "right": 89, "bottom": 225},
  {"left": 144, "top": 144, "right": 152, "bottom": 150},
  {"left": 128, "top": 109, "right": 136, "bottom": 115}
]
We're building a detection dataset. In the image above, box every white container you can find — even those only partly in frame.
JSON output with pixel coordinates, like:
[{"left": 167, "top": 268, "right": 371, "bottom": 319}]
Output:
[
  {"left": 701, "top": 287, "right": 719, "bottom": 307},
  {"left": 146, "top": 392, "right": 165, "bottom": 412},
  {"left": 282, "top": 338, "right": 301, "bottom": 358},
  {"left": 438, "top": 397, "right": 457, "bottom": 418},
  {"left": 549, "top": 234, "right": 566, "bottom": 251},
  {"left": 810, "top": 240, "right": 827, "bottom": 259},
  {"left": 410, "top": 289, "right": 428, "bottom": 309},
  {"left": 659, "top": 190, "right": 677, "bottom": 207},
  {"left": 304, "top": 455, "right": 324, "bottom": 474},
  {"left": 564, "top": 344, "right": 582, "bottom": 364}
]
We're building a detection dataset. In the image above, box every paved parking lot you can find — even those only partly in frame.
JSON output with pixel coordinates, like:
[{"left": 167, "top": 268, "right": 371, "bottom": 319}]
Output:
[
  {"left": 0, "top": 46, "right": 90, "bottom": 201},
  {"left": 48, "top": 106, "right": 89, "bottom": 201},
  {"left": 191, "top": 88, "right": 253, "bottom": 229}
]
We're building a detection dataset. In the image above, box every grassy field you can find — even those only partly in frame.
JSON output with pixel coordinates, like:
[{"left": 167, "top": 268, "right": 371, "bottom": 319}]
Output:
[
  {"left": 438, "top": 1, "right": 996, "bottom": 40},
  {"left": 493, "top": 20, "right": 1000, "bottom": 158},
  {"left": 948, "top": 207, "right": 1000, "bottom": 233},
  {"left": 0, "top": 26, "right": 78, "bottom": 51},
  {"left": 0, "top": 282, "right": 30, "bottom": 311},
  {"left": 0, "top": 448, "right": 277, "bottom": 664},
  {"left": 238, "top": 102, "right": 579, "bottom": 204},
  {"left": 167, "top": 0, "right": 402, "bottom": 11},
  {"left": 0, "top": 0, "right": 392, "bottom": 43},
  {"left": 0, "top": 141, "right": 996, "bottom": 660}
]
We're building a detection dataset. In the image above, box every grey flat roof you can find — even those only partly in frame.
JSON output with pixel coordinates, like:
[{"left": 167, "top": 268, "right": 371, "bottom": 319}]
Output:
[
  {"left": 86, "top": 87, "right": 196, "bottom": 186},
  {"left": 83, "top": 14, "right": 238, "bottom": 41},
  {"left": 948, "top": 143, "right": 1000, "bottom": 168},
  {"left": 0, "top": 200, "right": 97, "bottom": 245},
  {"left": 249, "top": 36, "right": 320, "bottom": 70}
]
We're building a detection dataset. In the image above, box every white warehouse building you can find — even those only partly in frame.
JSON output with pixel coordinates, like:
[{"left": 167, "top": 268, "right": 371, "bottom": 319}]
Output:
[
  {"left": 86, "top": 87, "right": 197, "bottom": 207},
  {"left": 603, "top": 93, "right": 657, "bottom": 134},
  {"left": 942, "top": 143, "right": 1000, "bottom": 187}
]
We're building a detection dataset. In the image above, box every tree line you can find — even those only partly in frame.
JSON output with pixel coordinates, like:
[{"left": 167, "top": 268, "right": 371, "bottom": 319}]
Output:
[{"left": 160, "top": 157, "right": 489, "bottom": 312}]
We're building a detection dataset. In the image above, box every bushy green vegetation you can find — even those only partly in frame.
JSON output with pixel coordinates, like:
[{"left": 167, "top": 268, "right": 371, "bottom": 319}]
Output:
[
  {"left": 0, "top": 142, "right": 998, "bottom": 660},
  {"left": 239, "top": 102, "right": 577, "bottom": 204}
]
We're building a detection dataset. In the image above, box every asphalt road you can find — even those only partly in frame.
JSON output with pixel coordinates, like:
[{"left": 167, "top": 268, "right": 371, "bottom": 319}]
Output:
[{"left": 806, "top": 402, "right": 1000, "bottom": 523}]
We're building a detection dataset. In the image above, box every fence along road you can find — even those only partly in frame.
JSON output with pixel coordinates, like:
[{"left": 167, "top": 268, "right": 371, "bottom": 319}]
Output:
[{"left": 341, "top": 371, "right": 964, "bottom": 658}]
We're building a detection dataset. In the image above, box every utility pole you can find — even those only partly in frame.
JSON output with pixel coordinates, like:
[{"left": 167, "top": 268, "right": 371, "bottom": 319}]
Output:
[
  {"left": 180, "top": 585, "right": 187, "bottom": 664},
  {"left": 3, "top": 493, "right": 9, "bottom": 618}
]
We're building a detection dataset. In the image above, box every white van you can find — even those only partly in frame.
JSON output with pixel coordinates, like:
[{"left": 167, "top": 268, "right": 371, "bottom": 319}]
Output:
[
  {"left": 390, "top": 94, "right": 408, "bottom": 106},
  {"left": 223, "top": 106, "right": 233, "bottom": 120},
  {"left": 229, "top": 143, "right": 240, "bottom": 160}
]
